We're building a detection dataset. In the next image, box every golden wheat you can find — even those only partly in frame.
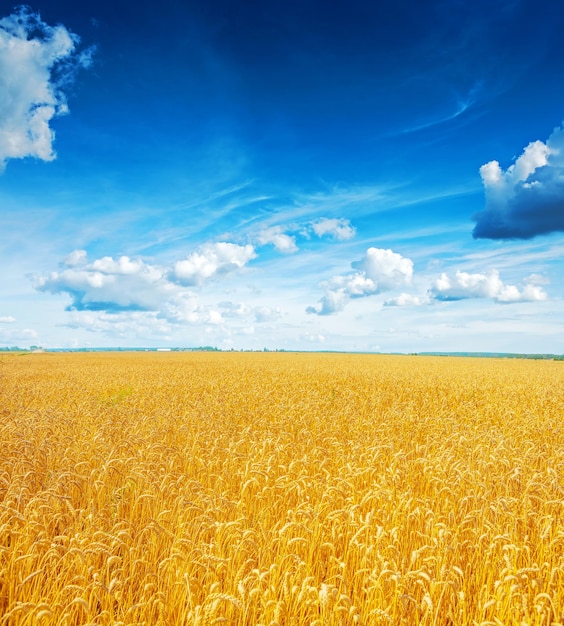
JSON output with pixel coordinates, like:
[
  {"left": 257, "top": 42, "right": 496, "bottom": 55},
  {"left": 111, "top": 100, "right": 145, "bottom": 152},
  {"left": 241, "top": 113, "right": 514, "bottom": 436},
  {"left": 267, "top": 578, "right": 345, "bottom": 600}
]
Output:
[{"left": 1, "top": 351, "right": 563, "bottom": 625}]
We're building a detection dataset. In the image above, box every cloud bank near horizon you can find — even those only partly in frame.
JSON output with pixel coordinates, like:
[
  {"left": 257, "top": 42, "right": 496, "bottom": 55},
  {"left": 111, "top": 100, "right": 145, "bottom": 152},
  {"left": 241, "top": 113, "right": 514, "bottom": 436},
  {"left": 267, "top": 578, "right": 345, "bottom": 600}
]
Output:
[{"left": 32, "top": 246, "right": 296, "bottom": 342}]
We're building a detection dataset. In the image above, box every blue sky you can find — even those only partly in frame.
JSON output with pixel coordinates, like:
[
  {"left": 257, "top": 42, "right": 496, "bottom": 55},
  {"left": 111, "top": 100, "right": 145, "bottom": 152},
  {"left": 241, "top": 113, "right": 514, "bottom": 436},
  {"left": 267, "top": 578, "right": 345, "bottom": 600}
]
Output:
[{"left": 1, "top": 0, "right": 564, "bottom": 352}]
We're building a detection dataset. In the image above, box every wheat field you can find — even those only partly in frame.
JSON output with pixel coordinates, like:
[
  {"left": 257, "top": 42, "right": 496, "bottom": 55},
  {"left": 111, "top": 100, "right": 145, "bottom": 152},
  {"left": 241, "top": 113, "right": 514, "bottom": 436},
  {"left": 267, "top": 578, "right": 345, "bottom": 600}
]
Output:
[{"left": 1, "top": 351, "right": 563, "bottom": 625}]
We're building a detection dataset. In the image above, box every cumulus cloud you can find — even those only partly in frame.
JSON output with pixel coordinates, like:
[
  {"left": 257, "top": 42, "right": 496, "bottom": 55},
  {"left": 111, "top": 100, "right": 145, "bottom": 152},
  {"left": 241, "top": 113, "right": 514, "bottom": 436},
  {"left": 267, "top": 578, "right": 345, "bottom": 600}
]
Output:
[
  {"left": 383, "top": 293, "right": 426, "bottom": 307},
  {"left": 173, "top": 242, "right": 256, "bottom": 286},
  {"left": 0, "top": 315, "right": 16, "bottom": 323},
  {"left": 0, "top": 6, "right": 92, "bottom": 170},
  {"left": 36, "top": 245, "right": 257, "bottom": 312},
  {"left": 34, "top": 246, "right": 271, "bottom": 333},
  {"left": 307, "top": 247, "right": 413, "bottom": 315},
  {"left": 429, "top": 270, "right": 547, "bottom": 303},
  {"left": 35, "top": 252, "right": 175, "bottom": 312},
  {"left": 473, "top": 125, "right": 564, "bottom": 239},
  {"left": 310, "top": 218, "right": 356, "bottom": 240},
  {"left": 352, "top": 247, "right": 413, "bottom": 290},
  {"left": 255, "top": 226, "right": 298, "bottom": 253}
]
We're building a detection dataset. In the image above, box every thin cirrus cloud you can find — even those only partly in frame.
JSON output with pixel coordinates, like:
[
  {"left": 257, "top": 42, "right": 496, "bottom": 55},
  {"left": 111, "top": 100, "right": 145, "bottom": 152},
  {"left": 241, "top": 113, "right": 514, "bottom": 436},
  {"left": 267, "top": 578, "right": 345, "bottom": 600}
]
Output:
[
  {"left": 0, "top": 6, "right": 93, "bottom": 171},
  {"left": 307, "top": 247, "right": 414, "bottom": 315},
  {"left": 473, "top": 124, "right": 564, "bottom": 239},
  {"left": 398, "top": 83, "right": 483, "bottom": 135},
  {"left": 429, "top": 270, "right": 547, "bottom": 303}
]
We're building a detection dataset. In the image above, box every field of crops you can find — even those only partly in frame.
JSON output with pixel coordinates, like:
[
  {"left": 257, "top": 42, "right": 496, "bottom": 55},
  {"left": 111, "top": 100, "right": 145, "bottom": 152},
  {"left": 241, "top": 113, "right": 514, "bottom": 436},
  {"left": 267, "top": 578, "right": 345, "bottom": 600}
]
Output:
[{"left": 1, "top": 351, "right": 564, "bottom": 625}]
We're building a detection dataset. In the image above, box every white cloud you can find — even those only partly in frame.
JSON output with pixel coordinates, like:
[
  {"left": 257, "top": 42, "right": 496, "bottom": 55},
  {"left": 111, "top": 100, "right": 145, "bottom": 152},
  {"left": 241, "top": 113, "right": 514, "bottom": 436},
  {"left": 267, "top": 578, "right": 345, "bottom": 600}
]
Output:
[
  {"left": 34, "top": 247, "right": 270, "bottom": 332},
  {"left": 0, "top": 315, "right": 16, "bottom": 323},
  {"left": 301, "top": 332, "right": 325, "bottom": 343},
  {"left": 384, "top": 293, "right": 426, "bottom": 307},
  {"left": 253, "top": 306, "right": 282, "bottom": 323},
  {"left": 218, "top": 301, "right": 252, "bottom": 318},
  {"left": 307, "top": 247, "right": 414, "bottom": 315},
  {"left": 473, "top": 125, "right": 564, "bottom": 239},
  {"left": 207, "top": 310, "right": 224, "bottom": 325},
  {"left": 497, "top": 282, "right": 547, "bottom": 303},
  {"left": 525, "top": 273, "right": 550, "bottom": 286},
  {"left": 310, "top": 218, "right": 356, "bottom": 240},
  {"left": 251, "top": 217, "right": 355, "bottom": 255},
  {"left": 0, "top": 7, "right": 92, "bottom": 170},
  {"left": 430, "top": 269, "right": 548, "bottom": 303},
  {"left": 36, "top": 252, "right": 174, "bottom": 311},
  {"left": 90, "top": 256, "right": 151, "bottom": 275},
  {"left": 66, "top": 311, "right": 173, "bottom": 339},
  {"left": 158, "top": 294, "right": 212, "bottom": 325},
  {"left": 162, "top": 296, "right": 266, "bottom": 329},
  {"left": 64, "top": 249, "right": 88, "bottom": 267},
  {"left": 307, "top": 287, "right": 350, "bottom": 316},
  {"left": 353, "top": 247, "right": 413, "bottom": 289},
  {"left": 0, "top": 327, "right": 38, "bottom": 344},
  {"left": 256, "top": 226, "right": 298, "bottom": 253},
  {"left": 173, "top": 242, "right": 256, "bottom": 286},
  {"left": 218, "top": 302, "right": 282, "bottom": 323}
]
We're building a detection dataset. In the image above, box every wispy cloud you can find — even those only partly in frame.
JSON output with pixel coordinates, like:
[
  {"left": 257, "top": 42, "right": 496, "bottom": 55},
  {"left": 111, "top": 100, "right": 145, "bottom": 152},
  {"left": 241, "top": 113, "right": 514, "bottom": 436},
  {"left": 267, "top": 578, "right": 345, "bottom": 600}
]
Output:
[
  {"left": 0, "top": 6, "right": 93, "bottom": 170},
  {"left": 398, "top": 82, "right": 483, "bottom": 135}
]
